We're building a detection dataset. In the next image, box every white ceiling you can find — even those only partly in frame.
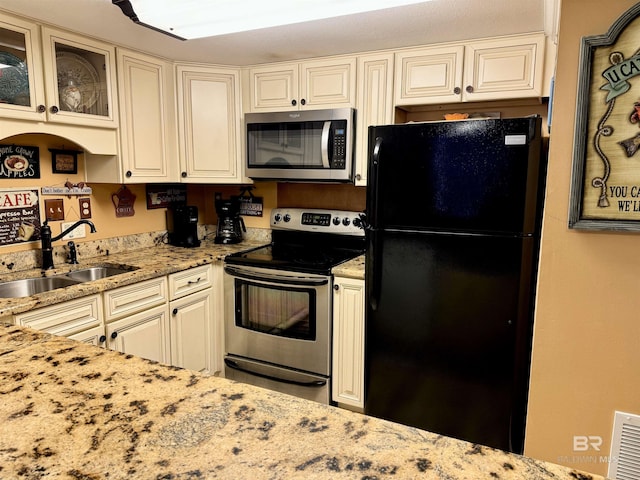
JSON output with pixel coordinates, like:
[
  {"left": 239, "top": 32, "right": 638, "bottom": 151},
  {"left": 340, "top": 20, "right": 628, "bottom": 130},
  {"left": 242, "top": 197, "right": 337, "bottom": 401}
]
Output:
[{"left": 0, "top": 0, "right": 551, "bottom": 66}]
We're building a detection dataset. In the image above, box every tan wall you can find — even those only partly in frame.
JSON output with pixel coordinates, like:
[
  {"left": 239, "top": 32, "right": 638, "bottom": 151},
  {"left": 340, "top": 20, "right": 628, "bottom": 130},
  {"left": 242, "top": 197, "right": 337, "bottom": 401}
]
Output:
[{"left": 524, "top": 0, "right": 640, "bottom": 476}]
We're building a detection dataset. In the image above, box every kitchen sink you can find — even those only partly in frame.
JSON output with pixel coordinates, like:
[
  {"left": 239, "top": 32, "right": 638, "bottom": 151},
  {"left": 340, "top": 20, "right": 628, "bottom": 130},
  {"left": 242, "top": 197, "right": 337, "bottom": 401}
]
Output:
[
  {"left": 63, "top": 264, "right": 138, "bottom": 282},
  {"left": 0, "top": 276, "right": 81, "bottom": 298},
  {"left": 0, "top": 264, "right": 139, "bottom": 298}
]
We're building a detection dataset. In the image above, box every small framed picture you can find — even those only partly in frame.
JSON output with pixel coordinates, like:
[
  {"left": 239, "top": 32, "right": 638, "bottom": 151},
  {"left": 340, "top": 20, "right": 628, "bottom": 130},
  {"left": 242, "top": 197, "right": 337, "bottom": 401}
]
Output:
[{"left": 50, "top": 149, "right": 79, "bottom": 174}]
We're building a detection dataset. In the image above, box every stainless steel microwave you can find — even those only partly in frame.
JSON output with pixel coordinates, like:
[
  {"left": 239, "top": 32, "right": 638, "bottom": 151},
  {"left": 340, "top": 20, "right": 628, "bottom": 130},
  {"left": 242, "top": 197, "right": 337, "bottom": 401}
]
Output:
[{"left": 245, "top": 108, "right": 355, "bottom": 182}]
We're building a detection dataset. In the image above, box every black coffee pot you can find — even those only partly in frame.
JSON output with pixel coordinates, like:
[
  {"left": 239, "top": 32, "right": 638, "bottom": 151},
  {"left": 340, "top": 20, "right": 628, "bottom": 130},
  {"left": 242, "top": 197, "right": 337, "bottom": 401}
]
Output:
[{"left": 214, "top": 193, "right": 246, "bottom": 244}]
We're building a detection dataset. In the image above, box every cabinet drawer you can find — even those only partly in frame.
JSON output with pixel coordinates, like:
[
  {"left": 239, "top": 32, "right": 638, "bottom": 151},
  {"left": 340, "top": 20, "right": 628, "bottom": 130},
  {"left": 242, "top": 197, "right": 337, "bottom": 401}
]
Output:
[
  {"left": 169, "top": 264, "right": 212, "bottom": 300},
  {"left": 15, "top": 294, "right": 103, "bottom": 337},
  {"left": 103, "top": 276, "right": 167, "bottom": 322}
]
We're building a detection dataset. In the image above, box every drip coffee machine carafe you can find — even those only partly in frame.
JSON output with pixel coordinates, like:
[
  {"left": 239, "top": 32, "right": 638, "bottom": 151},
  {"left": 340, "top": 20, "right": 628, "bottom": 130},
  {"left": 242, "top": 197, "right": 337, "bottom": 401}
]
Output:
[{"left": 214, "top": 193, "right": 246, "bottom": 244}]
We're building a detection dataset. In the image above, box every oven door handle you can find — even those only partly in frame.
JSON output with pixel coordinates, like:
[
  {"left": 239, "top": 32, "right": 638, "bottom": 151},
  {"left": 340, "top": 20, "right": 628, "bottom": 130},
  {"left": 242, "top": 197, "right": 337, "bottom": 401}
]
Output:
[
  {"left": 224, "top": 358, "right": 327, "bottom": 388},
  {"left": 224, "top": 266, "right": 329, "bottom": 286}
]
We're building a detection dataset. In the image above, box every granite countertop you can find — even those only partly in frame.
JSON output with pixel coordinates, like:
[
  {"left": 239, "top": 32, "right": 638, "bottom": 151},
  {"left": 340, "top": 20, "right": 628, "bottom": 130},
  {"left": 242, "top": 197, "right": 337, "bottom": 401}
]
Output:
[
  {"left": 0, "top": 324, "right": 603, "bottom": 480},
  {"left": 0, "top": 240, "right": 266, "bottom": 321},
  {"left": 332, "top": 254, "right": 365, "bottom": 280}
]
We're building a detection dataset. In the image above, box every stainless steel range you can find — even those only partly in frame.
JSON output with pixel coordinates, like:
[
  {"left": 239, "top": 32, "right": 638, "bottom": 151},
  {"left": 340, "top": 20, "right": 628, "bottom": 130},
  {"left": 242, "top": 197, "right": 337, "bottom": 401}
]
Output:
[{"left": 223, "top": 208, "right": 366, "bottom": 404}]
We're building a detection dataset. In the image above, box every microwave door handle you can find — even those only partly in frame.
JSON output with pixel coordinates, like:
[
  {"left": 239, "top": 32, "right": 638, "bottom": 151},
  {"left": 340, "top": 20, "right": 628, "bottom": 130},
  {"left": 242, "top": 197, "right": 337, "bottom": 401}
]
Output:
[{"left": 321, "top": 121, "right": 331, "bottom": 168}]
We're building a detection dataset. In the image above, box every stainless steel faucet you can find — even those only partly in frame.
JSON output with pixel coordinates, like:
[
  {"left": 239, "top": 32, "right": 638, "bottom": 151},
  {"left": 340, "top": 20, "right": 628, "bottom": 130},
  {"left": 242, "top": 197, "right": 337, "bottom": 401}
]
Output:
[{"left": 41, "top": 220, "right": 97, "bottom": 270}]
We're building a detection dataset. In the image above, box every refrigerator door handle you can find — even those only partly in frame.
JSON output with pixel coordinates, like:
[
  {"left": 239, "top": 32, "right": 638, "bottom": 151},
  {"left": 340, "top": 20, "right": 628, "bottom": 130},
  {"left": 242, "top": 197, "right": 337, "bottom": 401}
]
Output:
[
  {"left": 369, "top": 229, "right": 382, "bottom": 311},
  {"left": 370, "top": 137, "right": 383, "bottom": 225}
]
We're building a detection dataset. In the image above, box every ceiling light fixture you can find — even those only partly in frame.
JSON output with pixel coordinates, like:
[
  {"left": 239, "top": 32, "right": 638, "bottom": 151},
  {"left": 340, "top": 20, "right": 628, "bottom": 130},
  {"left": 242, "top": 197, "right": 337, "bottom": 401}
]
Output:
[{"left": 112, "top": 0, "right": 432, "bottom": 40}]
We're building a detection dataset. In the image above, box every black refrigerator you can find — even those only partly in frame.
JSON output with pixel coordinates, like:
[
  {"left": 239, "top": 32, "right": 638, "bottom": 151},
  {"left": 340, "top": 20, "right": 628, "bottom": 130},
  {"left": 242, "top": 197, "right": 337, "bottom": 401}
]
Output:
[{"left": 364, "top": 116, "right": 546, "bottom": 454}]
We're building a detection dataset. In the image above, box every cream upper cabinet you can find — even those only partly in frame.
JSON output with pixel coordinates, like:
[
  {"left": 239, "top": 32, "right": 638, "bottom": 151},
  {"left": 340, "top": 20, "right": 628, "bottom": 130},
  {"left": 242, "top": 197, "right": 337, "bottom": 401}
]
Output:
[
  {"left": 462, "top": 34, "right": 545, "bottom": 101},
  {"left": 355, "top": 53, "right": 394, "bottom": 186},
  {"left": 40, "top": 26, "right": 118, "bottom": 128},
  {"left": 332, "top": 277, "right": 365, "bottom": 409},
  {"left": 176, "top": 64, "right": 244, "bottom": 183},
  {"left": 394, "top": 33, "right": 545, "bottom": 106},
  {"left": 394, "top": 44, "right": 464, "bottom": 106},
  {"left": 0, "top": 15, "right": 118, "bottom": 128},
  {"left": 249, "top": 57, "right": 356, "bottom": 112},
  {"left": 115, "top": 48, "right": 179, "bottom": 183}
]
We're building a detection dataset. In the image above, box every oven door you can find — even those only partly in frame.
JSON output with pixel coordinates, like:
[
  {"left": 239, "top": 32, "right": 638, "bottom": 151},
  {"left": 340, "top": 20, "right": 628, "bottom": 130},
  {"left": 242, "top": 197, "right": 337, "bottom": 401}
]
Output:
[{"left": 224, "top": 264, "right": 331, "bottom": 376}]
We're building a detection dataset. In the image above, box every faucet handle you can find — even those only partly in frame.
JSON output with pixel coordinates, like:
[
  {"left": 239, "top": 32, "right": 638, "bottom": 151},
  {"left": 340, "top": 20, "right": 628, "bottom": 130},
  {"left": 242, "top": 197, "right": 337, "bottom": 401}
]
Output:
[{"left": 67, "top": 241, "right": 79, "bottom": 264}]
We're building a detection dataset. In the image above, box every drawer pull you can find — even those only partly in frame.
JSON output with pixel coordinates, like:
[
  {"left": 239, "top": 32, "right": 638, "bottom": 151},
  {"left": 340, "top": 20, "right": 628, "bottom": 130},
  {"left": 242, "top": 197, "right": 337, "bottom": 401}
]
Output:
[{"left": 187, "top": 277, "right": 202, "bottom": 285}]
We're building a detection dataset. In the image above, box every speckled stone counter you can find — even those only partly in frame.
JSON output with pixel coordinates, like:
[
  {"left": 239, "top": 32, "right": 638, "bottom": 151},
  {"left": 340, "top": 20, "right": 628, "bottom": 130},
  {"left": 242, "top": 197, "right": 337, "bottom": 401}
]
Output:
[
  {"left": 0, "top": 324, "right": 603, "bottom": 480},
  {"left": 0, "top": 239, "right": 267, "bottom": 322},
  {"left": 333, "top": 254, "right": 365, "bottom": 279}
]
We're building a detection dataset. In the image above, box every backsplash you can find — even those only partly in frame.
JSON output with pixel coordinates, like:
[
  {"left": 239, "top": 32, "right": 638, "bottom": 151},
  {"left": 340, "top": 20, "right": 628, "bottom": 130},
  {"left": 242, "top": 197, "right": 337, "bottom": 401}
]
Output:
[{"left": 0, "top": 226, "right": 270, "bottom": 275}]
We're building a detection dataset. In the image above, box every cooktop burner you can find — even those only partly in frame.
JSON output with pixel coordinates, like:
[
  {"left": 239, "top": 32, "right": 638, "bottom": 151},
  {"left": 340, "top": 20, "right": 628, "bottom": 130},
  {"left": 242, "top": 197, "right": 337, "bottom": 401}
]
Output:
[{"left": 225, "top": 208, "right": 366, "bottom": 274}]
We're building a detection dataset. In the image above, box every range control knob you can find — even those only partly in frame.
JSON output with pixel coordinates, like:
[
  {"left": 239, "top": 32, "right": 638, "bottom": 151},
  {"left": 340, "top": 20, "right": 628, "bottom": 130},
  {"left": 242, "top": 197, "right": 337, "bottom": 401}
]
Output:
[
  {"left": 353, "top": 217, "right": 362, "bottom": 228},
  {"left": 274, "top": 214, "right": 282, "bottom": 223},
  {"left": 283, "top": 214, "right": 291, "bottom": 222},
  {"left": 332, "top": 217, "right": 341, "bottom": 226},
  {"left": 342, "top": 217, "right": 351, "bottom": 226}
]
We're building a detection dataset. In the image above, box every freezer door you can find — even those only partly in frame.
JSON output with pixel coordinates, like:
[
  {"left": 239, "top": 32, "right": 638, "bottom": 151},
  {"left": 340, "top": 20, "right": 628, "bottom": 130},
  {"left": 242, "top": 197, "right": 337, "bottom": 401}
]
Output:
[
  {"left": 367, "top": 117, "right": 544, "bottom": 235},
  {"left": 365, "top": 230, "right": 536, "bottom": 453}
]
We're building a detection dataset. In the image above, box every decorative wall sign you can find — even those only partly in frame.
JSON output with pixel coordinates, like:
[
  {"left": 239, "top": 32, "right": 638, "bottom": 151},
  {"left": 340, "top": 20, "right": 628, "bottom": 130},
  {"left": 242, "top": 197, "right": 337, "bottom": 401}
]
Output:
[
  {"left": 50, "top": 149, "right": 80, "bottom": 174},
  {"left": 0, "top": 145, "right": 40, "bottom": 179},
  {"left": 145, "top": 184, "right": 187, "bottom": 209},
  {"left": 232, "top": 187, "right": 263, "bottom": 217},
  {"left": 0, "top": 188, "right": 42, "bottom": 246},
  {"left": 41, "top": 185, "right": 92, "bottom": 196},
  {"left": 112, "top": 185, "right": 136, "bottom": 217},
  {"left": 569, "top": 4, "right": 640, "bottom": 230}
]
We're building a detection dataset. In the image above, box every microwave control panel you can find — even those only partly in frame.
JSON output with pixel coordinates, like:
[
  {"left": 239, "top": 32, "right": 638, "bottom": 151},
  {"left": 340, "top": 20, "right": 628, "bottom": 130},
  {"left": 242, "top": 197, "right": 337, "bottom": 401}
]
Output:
[{"left": 330, "top": 121, "right": 347, "bottom": 169}]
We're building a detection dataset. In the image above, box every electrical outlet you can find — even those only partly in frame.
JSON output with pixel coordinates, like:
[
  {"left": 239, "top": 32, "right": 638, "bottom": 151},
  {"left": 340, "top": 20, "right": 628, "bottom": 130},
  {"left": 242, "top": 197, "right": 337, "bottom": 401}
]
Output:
[
  {"left": 79, "top": 198, "right": 92, "bottom": 219},
  {"left": 61, "top": 222, "right": 86, "bottom": 240}
]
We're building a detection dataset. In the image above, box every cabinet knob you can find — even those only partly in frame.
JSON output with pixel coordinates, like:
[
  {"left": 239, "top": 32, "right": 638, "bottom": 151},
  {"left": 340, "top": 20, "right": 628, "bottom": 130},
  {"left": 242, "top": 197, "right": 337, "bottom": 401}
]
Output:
[
  {"left": 37, "top": 105, "right": 46, "bottom": 113},
  {"left": 300, "top": 98, "right": 306, "bottom": 106},
  {"left": 333, "top": 284, "right": 340, "bottom": 291},
  {"left": 355, "top": 174, "right": 362, "bottom": 181},
  {"left": 125, "top": 171, "right": 132, "bottom": 178},
  {"left": 465, "top": 85, "right": 474, "bottom": 93},
  {"left": 181, "top": 171, "right": 187, "bottom": 178},
  {"left": 172, "top": 308, "right": 178, "bottom": 315},
  {"left": 50, "top": 105, "right": 59, "bottom": 114},
  {"left": 110, "top": 331, "right": 118, "bottom": 339},
  {"left": 99, "top": 335, "right": 106, "bottom": 344},
  {"left": 291, "top": 99, "right": 297, "bottom": 106},
  {"left": 453, "top": 87, "right": 461, "bottom": 95}
]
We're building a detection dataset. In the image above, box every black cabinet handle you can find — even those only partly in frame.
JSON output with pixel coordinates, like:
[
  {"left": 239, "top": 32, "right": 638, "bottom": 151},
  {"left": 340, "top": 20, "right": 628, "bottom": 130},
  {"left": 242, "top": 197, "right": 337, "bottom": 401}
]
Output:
[
  {"left": 99, "top": 335, "right": 106, "bottom": 344},
  {"left": 50, "top": 105, "right": 59, "bottom": 114},
  {"left": 37, "top": 105, "right": 46, "bottom": 113},
  {"left": 291, "top": 99, "right": 297, "bottom": 106},
  {"left": 300, "top": 98, "right": 306, "bottom": 105},
  {"left": 333, "top": 284, "right": 340, "bottom": 291},
  {"left": 172, "top": 308, "right": 178, "bottom": 315},
  {"left": 125, "top": 171, "right": 132, "bottom": 178},
  {"left": 466, "top": 85, "right": 474, "bottom": 93},
  {"left": 110, "top": 331, "right": 118, "bottom": 339},
  {"left": 181, "top": 171, "right": 187, "bottom": 178},
  {"left": 187, "top": 277, "right": 201, "bottom": 285},
  {"left": 454, "top": 87, "right": 461, "bottom": 95}
]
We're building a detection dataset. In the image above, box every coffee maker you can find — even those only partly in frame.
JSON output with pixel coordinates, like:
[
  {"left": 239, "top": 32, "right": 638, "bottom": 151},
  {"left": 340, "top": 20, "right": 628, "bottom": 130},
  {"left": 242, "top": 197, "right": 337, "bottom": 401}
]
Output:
[
  {"left": 214, "top": 193, "right": 245, "bottom": 244},
  {"left": 167, "top": 205, "right": 200, "bottom": 248}
]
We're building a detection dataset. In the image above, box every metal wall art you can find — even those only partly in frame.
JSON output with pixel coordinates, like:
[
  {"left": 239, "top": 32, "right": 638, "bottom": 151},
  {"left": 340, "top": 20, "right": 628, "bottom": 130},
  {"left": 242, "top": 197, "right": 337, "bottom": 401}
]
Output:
[{"left": 569, "top": 3, "right": 640, "bottom": 230}]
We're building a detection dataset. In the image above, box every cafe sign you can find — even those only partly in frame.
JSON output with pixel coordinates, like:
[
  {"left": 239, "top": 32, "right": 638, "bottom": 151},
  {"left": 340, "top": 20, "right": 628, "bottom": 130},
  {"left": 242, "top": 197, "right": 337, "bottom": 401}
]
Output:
[
  {"left": 569, "top": 3, "right": 640, "bottom": 230},
  {"left": 0, "top": 188, "right": 42, "bottom": 246},
  {"left": 0, "top": 145, "right": 40, "bottom": 179}
]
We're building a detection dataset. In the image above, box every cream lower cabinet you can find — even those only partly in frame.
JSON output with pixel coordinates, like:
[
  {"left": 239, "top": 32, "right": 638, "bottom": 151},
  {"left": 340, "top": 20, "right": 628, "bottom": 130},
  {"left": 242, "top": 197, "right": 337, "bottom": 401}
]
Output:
[
  {"left": 176, "top": 64, "right": 244, "bottom": 183},
  {"left": 103, "top": 276, "right": 170, "bottom": 363},
  {"left": 331, "top": 276, "right": 365, "bottom": 409},
  {"left": 15, "top": 294, "right": 103, "bottom": 338},
  {"left": 168, "top": 265, "right": 216, "bottom": 375},
  {"left": 394, "top": 33, "right": 545, "bottom": 106}
]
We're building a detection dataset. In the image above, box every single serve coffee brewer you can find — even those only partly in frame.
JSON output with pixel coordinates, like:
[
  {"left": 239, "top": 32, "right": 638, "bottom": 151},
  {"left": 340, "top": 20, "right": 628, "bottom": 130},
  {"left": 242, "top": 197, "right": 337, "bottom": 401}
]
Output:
[{"left": 167, "top": 205, "right": 200, "bottom": 248}]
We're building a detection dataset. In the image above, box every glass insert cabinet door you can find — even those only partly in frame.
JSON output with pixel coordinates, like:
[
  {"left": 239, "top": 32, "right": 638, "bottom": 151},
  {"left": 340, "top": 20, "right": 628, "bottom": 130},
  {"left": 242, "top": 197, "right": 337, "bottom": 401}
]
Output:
[
  {"left": 40, "top": 26, "right": 119, "bottom": 128},
  {"left": 0, "top": 13, "right": 118, "bottom": 128},
  {"left": 0, "top": 14, "right": 45, "bottom": 122}
]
